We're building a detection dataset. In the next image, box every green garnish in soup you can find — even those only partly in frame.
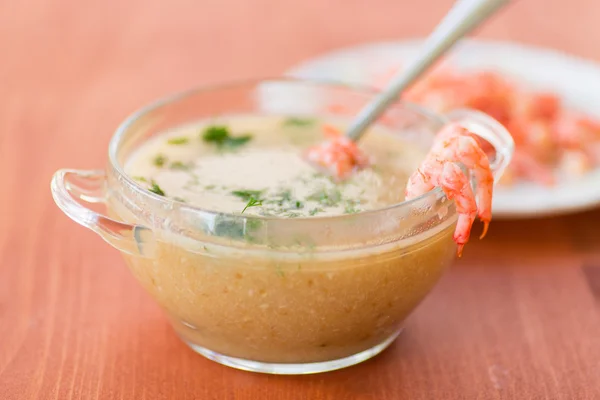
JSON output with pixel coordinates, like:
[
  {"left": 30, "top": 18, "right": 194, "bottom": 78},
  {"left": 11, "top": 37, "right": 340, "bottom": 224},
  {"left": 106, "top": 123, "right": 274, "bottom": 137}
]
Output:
[
  {"left": 149, "top": 180, "right": 165, "bottom": 196},
  {"left": 153, "top": 154, "right": 167, "bottom": 167},
  {"left": 169, "top": 161, "right": 191, "bottom": 170},
  {"left": 283, "top": 117, "right": 315, "bottom": 127},
  {"left": 125, "top": 115, "right": 426, "bottom": 231},
  {"left": 202, "top": 125, "right": 252, "bottom": 150},
  {"left": 167, "top": 137, "right": 190, "bottom": 145},
  {"left": 242, "top": 197, "right": 263, "bottom": 213},
  {"left": 232, "top": 190, "right": 265, "bottom": 202}
]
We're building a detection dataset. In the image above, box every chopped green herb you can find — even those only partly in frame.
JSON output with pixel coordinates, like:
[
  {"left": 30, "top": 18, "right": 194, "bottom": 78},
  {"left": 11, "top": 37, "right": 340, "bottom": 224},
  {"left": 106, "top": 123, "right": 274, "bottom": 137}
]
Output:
[
  {"left": 167, "top": 137, "right": 190, "bottom": 145},
  {"left": 309, "top": 207, "right": 323, "bottom": 216},
  {"left": 242, "top": 197, "right": 263, "bottom": 213},
  {"left": 148, "top": 180, "right": 165, "bottom": 196},
  {"left": 169, "top": 161, "right": 191, "bottom": 170},
  {"left": 263, "top": 188, "right": 292, "bottom": 207},
  {"left": 278, "top": 189, "right": 293, "bottom": 202},
  {"left": 202, "top": 125, "right": 252, "bottom": 150},
  {"left": 283, "top": 117, "right": 315, "bottom": 127},
  {"left": 284, "top": 212, "right": 302, "bottom": 218},
  {"left": 173, "top": 197, "right": 187, "bottom": 203},
  {"left": 344, "top": 201, "right": 360, "bottom": 214},
  {"left": 153, "top": 154, "right": 167, "bottom": 167},
  {"left": 306, "top": 187, "right": 342, "bottom": 207},
  {"left": 226, "top": 135, "right": 252, "bottom": 148},
  {"left": 258, "top": 209, "right": 276, "bottom": 217},
  {"left": 294, "top": 200, "right": 304, "bottom": 209},
  {"left": 183, "top": 173, "right": 201, "bottom": 190},
  {"left": 133, "top": 176, "right": 148, "bottom": 183},
  {"left": 232, "top": 190, "right": 264, "bottom": 202},
  {"left": 202, "top": 125, "right": 229, "bottom": 142}
]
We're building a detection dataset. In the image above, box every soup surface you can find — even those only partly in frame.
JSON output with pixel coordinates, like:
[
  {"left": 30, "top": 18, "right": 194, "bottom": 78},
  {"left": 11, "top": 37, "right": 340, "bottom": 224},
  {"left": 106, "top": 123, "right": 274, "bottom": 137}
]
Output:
[{"left": 125, "top": 115, "right": 427, "bottom": 217}]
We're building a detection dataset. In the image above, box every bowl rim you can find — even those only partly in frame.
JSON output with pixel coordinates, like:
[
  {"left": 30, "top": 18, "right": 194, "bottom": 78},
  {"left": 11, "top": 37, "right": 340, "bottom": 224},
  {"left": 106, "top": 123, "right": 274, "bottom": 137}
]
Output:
[{"left": 107, "top": 76, "right": 448, "bottom": 223}]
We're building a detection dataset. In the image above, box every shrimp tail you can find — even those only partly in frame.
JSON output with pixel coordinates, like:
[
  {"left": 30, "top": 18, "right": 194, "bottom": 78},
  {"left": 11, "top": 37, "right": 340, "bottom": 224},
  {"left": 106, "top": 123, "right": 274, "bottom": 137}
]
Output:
[
  {"left": 479, "top": 220, "right": 490, "bottom": 239},
  {"left": 453, "top": 212, "right": 476, "bottom": 256}
]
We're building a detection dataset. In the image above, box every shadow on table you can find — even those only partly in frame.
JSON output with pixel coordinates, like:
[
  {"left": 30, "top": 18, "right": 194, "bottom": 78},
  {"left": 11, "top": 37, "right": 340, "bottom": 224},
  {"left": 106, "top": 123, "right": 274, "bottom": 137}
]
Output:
[
  {"left": 107, "top": 311, "right": 423, "bottom": 398},
  {"left": 460, "top": 207, "right": 600, "bottom": 260},
  {"left": 210, "top": 329, "right": 426, "bottom": 399}
]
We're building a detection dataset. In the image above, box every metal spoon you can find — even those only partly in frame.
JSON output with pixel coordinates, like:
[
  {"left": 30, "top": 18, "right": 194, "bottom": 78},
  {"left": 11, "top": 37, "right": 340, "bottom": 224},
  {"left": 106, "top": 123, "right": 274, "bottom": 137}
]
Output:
[{"left": 344, "top": 0, "right": 512, "bottom": 142}]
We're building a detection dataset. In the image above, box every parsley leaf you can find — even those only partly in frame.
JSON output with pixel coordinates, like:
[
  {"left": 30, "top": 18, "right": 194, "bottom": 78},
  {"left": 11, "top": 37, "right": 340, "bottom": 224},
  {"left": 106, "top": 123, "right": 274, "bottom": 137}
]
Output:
[
  {"left": 242, "top": 197, "right": 263, "bottom": 213},
  {"left": 283, "top": 117, "right": 315, "bottom": 127},
  {"left": 344, "top": 200, "right": 360, "bottom": 214},
  {"left": 309, "top": 207, "right": 323, "bottom": 216},
  {"left": 231, "top": 190, "right": 264, "bottom": 202},
  {"left": 148, "top": 180, "right": 165, "bottom": 196},
  {"left": 153, "top": 154, "right": 167, "bottom": 167},
  {"left": 306, "top": 188, "right": 342, "bottom": 207},
  {"left": 225, "top": 135, "right": 252, "bottom": 149},
  {"left": 167, "top": 137, "right": 189, "bottom": 145},
  {"left": 202, "top": 125, "right": 252, "bottom": 150},
  {"left": 169, "top": 161, "right": 191, "bottom": 170},
  {"left": 202, "top": 125, "right": 229, "bottom": 142}
]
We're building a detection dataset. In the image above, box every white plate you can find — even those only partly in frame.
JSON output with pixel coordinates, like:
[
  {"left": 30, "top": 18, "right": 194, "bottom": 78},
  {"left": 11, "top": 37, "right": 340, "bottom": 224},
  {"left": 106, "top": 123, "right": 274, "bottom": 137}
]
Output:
[{"left": 284, "top": 38, "right": 600, "bottom": 218}]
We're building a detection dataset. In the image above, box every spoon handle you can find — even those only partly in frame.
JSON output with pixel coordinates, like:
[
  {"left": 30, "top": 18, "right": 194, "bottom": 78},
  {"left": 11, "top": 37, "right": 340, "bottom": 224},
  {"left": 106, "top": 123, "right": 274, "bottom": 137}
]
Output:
[{"left": 344, "top": 0, "right": 511, "bottom": 142}]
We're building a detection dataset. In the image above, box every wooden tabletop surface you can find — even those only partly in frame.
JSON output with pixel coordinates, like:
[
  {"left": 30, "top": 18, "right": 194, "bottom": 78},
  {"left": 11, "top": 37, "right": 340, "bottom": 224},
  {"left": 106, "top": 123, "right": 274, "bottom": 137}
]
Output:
[{"left": 2, "top": 0, "right": 600, "bottom": 398}]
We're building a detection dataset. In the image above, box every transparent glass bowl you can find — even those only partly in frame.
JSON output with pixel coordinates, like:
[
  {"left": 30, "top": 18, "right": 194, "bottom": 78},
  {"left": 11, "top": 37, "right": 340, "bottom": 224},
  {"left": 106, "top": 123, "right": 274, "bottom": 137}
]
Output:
[{"left": 51, "top": 78, "right": 514, "bottom": 374}]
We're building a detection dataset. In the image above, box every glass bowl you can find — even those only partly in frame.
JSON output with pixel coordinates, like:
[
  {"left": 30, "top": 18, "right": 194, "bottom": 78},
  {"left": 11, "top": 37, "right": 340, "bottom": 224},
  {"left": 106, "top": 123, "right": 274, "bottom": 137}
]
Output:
[{"left": 51, "top": 78, "right": 514, "bottom": 374}]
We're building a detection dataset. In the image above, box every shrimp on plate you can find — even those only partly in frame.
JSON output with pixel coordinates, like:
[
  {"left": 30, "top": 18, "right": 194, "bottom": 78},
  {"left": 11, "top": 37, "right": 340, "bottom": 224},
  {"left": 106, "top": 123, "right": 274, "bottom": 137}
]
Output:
[
  {"left": 371, "top": 64, "right": 600, "bottom": 186},
  {"left": 405, "top": 123, "right": 494, "bottom": 257}
]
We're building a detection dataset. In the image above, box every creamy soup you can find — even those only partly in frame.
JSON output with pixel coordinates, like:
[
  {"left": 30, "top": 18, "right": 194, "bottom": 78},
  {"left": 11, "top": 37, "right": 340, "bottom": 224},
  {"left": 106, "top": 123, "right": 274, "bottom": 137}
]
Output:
[
  {"left": 111, "top": 115, "right": 457, "bottom": 365},
  {"left": 124, "top": 115, "right": 425, "bottom": 217}
]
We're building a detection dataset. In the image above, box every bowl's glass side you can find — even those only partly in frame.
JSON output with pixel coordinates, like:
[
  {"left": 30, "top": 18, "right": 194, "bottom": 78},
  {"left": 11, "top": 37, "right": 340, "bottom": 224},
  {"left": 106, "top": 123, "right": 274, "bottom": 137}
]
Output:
[
  {"left": 103, "top": 78, "right": 458, "bottom": 367},
  {"left": 119, "top": 221, "right": 456, "bottom": 364},
  {"left": 105, "top": 78, "right": 455, "bottom": 252}
]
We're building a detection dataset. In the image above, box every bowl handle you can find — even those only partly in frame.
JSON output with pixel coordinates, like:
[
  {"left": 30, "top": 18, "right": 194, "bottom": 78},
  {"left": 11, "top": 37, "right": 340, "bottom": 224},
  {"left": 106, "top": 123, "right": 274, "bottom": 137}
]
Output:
[
  {"left": 51, "top": 169, "right": 155, "bottom": 257},
  {"left": 444, "top": 108, "right": 515, "bottom": 183}
]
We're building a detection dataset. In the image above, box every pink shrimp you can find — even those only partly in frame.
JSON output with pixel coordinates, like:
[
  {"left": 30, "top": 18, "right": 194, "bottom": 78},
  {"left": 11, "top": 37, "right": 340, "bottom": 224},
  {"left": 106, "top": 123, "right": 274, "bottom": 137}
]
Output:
[
  {"left": 509, "top": 150, "right": 556, "bottom": 187},
  {"left": 305, "top": 125, "right": 370, "bottom": 179},
  {"left": 439, "top": 162, "right": 479, "bottom": 256},
  {"left": 553, "top": 112, "right": 600, "bottom": 149},
  {"left": 430, "top": 125, "right": 494, "bottom": 237},
  {"left": 406, "top": 158, "right": 478, "bottom": 257},
  {"left": 405, "top": 123, "right": 493, "bottom": 256}
]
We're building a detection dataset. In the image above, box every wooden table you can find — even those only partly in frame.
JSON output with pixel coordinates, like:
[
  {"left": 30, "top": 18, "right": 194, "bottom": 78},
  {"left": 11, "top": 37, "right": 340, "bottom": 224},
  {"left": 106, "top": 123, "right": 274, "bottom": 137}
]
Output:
[{"left": 2, "top": 0, "right": 600, "bottom": 398}]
